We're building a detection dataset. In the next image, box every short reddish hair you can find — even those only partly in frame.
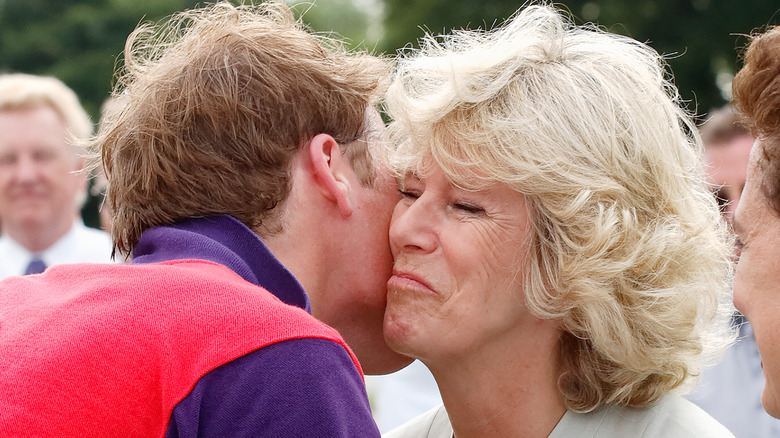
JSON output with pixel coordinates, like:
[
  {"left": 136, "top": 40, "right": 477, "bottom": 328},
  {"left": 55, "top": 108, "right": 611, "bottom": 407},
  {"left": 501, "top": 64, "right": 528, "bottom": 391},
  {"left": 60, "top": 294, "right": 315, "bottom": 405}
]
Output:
[
  {"left": 732, "top": 25, "right": 780, "bottom": 214},
  {"left": 95, "top": 1, "right": 390, "bottom": 256}
]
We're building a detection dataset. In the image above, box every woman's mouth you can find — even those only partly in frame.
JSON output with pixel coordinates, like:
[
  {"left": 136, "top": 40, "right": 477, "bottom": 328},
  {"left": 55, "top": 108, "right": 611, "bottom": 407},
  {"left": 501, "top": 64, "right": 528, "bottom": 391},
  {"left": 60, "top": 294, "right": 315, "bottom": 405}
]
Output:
[{"left": 388, "top": 269, "right": 436, "bottom": 295}]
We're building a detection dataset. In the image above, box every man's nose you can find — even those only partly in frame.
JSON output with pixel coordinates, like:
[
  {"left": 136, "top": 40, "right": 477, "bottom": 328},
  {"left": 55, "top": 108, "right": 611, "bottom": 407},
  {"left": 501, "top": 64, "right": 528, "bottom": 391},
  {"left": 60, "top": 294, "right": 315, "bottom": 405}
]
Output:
[{"left": 13, "top": 155, "right": 40, "bottom": 183}]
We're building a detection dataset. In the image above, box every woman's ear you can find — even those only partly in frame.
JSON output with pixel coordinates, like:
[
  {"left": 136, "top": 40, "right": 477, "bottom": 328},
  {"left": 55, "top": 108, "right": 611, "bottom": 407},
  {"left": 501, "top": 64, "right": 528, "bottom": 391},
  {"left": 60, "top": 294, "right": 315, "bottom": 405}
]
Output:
[{"left": 307, "top": 133, "right": 354, "bottom": 217}]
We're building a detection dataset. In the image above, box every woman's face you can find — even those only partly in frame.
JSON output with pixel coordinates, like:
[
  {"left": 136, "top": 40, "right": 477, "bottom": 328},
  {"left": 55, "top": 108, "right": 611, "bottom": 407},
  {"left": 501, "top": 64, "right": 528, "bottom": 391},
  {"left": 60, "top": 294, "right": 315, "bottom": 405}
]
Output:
[{"left": 384, "top": 162, "right": 533, "bottom": 363}]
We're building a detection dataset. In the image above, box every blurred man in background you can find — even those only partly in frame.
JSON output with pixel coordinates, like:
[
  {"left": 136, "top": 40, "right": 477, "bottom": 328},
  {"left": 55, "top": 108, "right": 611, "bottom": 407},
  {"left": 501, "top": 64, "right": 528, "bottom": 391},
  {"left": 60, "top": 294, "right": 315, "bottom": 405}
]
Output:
[
  {"left": 687, "top": 104, "right": 780, "bottom": 437},
  {"left": 0, "top": 73, "right": 113, "bottom": 279},
  {"left": 702, "top": 105, "right": 754, "bottom": 223}
]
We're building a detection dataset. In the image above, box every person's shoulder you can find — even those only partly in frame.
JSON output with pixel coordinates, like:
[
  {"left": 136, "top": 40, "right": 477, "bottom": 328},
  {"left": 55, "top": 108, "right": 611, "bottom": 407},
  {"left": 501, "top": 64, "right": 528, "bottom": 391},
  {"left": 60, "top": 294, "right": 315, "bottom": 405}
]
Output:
[
  {"left": 553, "top": 395, "right": 734, "bottom": 438},
  {"left": 167, "top": 337, "right": 378, "bottom": 437},
  {"left": 383, "top": 404, "right": 452, "bottom": 438},
  {"left": 641, "top": 394, "right": 735, "bottom": 437}
]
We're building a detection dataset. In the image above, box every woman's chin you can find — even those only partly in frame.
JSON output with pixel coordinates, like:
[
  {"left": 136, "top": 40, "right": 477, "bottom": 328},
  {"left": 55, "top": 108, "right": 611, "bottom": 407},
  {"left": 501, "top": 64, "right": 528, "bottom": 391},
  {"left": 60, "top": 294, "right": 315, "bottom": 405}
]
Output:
[
  {"left": 762, "top": 380, "right": 780, "bottom": 419},
  {"left": 383, "top": 313, "right": 424, "bottom": 359}
]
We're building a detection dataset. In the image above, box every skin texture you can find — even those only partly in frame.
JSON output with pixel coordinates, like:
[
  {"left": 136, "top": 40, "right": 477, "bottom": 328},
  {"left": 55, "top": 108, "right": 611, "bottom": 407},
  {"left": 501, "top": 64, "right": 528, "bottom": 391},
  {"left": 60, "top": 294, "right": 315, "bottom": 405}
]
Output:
[
  {"left": 385, "top": 165, "right": 532, "bottom": 362},
  {"left": 733, "top": 139, "right": 780, "bottom": 418},
  {"left": 266, "top": 109, "right": 412, "bottom": 375},
  {"left": 0, "top": 106, "right": 85, "bottom": 252},
  {"left": 384, "top": 162, "right": 565, "bottom": 437},
  {"left": 704, "top": 134, "right": 754, "bottom": 224}
]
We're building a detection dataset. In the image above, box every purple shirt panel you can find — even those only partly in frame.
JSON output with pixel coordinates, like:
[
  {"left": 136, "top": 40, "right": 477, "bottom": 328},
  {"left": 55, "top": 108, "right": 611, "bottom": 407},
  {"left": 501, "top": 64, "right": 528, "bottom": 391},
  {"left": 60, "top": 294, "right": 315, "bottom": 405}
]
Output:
[
  {"left": 164, "top": 338, "right": 379, "bottom": 438},
  {"left": 132, "top": 215, "right": 309, "bottom": 311},
  {"left": 132, "top": 215, "right": 379, "bottom": 437}
]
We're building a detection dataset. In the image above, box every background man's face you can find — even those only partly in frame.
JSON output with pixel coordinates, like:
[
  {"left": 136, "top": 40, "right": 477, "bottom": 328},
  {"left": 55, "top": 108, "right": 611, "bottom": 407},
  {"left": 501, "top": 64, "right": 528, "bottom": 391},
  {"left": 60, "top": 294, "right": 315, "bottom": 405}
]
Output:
[
  {"left": 704, "top": 134, "right": 754, "bottom": 224},
  {"left": 0, "top": 105, "right": 84, "bottom": 233}
]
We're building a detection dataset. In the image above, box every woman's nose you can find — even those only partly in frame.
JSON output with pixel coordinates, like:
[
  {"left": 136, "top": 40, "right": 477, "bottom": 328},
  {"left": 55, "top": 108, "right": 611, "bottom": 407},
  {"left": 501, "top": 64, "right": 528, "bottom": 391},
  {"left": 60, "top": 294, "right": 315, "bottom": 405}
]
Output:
[{"left": 389, "top": 195, "right": 438, "bottom": 256}]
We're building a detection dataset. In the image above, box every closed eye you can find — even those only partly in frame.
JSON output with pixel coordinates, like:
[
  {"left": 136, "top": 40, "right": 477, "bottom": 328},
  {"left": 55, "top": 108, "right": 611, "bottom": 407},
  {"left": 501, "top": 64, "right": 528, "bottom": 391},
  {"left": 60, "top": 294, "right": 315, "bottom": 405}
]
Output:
[
  {"left": 0, "top": 154, "right": 15, "bottom": 166},
  {"left": 399, "top": 189, "right": 421, "bottom": 200},
  {"left": 454, "top": 202, "right": 485, "bottom": 215}
]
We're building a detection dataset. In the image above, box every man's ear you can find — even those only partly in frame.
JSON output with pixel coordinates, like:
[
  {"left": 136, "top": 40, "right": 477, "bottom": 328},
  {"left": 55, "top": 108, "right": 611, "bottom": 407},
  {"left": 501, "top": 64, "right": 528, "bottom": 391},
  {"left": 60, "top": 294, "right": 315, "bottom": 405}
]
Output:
[{"left": 308, "top": 133, "right": 353, "bottom": 217}]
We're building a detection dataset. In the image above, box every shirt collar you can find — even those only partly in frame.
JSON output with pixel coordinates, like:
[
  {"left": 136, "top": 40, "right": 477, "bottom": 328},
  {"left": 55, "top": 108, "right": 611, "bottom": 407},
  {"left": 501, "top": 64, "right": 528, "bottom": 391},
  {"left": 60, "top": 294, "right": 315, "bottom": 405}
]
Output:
[
  {"left": 0, "top": 220, "right": 83, "bottom": 272},
  {"left": 131, "top": 215, "right": 310, "bottom": 312}
]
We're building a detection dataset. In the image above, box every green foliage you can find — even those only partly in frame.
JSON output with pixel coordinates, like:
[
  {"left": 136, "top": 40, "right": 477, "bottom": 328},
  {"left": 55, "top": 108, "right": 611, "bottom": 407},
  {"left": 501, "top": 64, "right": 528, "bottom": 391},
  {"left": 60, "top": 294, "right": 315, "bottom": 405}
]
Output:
[
  {"left": 381, "top": 0, "right": 780, "bottom": 117},
  {"left": 6, "top": 0, "right": 771, "bottom": 124},
  {"left": 0, "top": 0, "right": 202, "bottom": 227},
  {"left": 289, "top": 0, "right": 383, "bottom": 51},
  {"left": 0, "top": 0, "right": 201, "bottom": 119}
]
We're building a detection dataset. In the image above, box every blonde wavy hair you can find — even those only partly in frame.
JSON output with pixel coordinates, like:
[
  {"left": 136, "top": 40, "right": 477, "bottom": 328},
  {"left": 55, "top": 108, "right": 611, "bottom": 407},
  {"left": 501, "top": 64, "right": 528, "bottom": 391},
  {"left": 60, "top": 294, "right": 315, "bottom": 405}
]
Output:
[
  {"left": 93, "top": 1, "right": 389, "bottom": 256},
  {"left": 384, "top": 4, "right": 734, "bottom": 412}
]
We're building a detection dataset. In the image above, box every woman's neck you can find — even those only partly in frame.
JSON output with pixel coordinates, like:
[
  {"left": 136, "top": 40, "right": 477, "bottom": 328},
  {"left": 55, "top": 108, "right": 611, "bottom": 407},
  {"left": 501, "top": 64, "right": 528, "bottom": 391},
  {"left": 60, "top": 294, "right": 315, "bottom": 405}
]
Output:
[{"left": 426, "top": 320, "right": 566, "bottom": 438}]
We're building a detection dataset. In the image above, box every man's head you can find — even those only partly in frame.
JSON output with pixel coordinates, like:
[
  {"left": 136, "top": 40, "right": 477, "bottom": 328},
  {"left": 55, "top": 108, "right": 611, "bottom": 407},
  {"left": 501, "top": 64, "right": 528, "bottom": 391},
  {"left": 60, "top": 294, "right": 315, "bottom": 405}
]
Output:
[
  {"left": 96, "top": 1, "right": 411, "bottom": 373},
  {"left": 701, "top": 105, "right": 754, "bottom": 224},
  {"left": 99, "top": 1, "right": 387, "bottom": 254},
  {"left": 0, "top": 74, "right": 91, "bottom": 252}
]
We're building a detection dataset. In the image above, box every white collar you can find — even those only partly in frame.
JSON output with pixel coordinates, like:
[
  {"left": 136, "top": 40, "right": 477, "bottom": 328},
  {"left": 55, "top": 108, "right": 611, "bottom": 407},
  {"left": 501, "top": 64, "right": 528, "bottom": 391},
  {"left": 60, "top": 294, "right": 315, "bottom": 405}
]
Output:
[{"left": 0, "top": 220, "right": 83, "bottom": 277}]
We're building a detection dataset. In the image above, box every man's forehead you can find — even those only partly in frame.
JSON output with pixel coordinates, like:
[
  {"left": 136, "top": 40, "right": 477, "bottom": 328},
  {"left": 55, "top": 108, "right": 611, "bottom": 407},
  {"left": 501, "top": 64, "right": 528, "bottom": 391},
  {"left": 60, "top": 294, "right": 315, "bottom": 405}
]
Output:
[
  {"left": 0, "top": 104, "right": 67, "bottom": 132},
  {"left": 0, "top": 106, "right": 77, "bottom": 156},
  {"left": 749, "top": 138, "right": 765, "bottom": 166},
  {"left": 734, "top": 140, "right": 773, "bottom": 232}
]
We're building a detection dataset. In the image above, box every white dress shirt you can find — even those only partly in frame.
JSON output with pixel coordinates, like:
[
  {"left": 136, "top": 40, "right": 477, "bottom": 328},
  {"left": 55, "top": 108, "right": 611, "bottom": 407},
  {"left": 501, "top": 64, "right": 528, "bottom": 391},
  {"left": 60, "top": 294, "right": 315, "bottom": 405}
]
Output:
[
  {"left": 0, "top": 220, "right": 114, "bottom": 280},
  {"left": 369, "top": 359, "right": 443, "bottom": 433}
]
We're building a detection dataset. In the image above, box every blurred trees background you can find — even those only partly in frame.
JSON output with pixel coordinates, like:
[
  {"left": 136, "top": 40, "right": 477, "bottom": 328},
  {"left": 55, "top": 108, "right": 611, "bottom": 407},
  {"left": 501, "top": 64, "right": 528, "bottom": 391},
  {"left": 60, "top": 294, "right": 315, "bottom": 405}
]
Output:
[
  {"left": 2, "top": 0, "right": 778, "bottom": 120},
  {"left": 0, "top": 0, "right": 202, "bottom": 117},
  {"left": 0, "top": 0, "right": 778, "bottom": 225},
  {"left": 379, "top": 0, "right": 780, "bottom": 117}
]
